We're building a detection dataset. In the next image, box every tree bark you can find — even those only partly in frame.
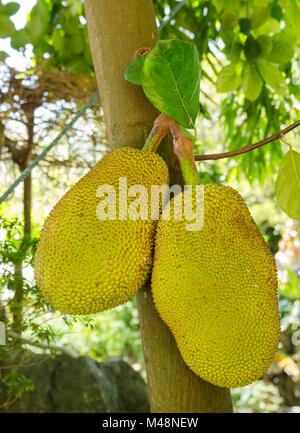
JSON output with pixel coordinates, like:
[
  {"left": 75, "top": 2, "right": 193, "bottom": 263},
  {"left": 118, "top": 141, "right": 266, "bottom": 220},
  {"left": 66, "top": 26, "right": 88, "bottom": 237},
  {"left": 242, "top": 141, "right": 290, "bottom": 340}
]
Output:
[{"left": 84, "top": 0, "right": 232, "bottom": 413}]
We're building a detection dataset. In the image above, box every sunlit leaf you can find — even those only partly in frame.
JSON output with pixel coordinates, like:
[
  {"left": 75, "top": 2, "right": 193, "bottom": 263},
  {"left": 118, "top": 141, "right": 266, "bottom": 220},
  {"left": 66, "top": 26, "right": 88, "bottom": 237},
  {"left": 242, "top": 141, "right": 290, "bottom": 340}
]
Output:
[
  {"left": 253, "top": 17, "right": 281, "bottom": 36},
  {"left": 280, "top": 0, "right": 300, "bottom": 29},
  {"left": 124, "top": 54, "right": 148, "bottom": 85},
  {"left": 221, "top": 9, "right": 238, "bottom": 30},
  {"left": 276, "top": 149, "right": 300, "bottom": 220},
  {"left": 27, "top": 0, "right": 50, "bottom": 42},
  {"left": 142, "top": 39, "right": 200, "bottom": 128},
  {"left": 242, "top": 64, "right": 263, "bottom": 101},
  {"left": 251, "top": 7, "right": 270, "bottom": 29},
  {"left": 257, "top": 35, "right": 273, "bottom": 56},
  {"left": 254, "top": 0, "right": 270, "bottom": 5},
  {"left": 3, "top": 2, "right": 20, "bottom": 16},
  {"left": 0, "top": 14, "right": 15, "bottom": 38},
  {"left": 267, "top": 32, "right": 295, "bottom": 64},
  {"left": 216, "top": 63, "right": 241, "bottom": 92},
  {"left": 11, "top": 28, "right": 31, "bottom": 49},
  {"left": 52, "top": 27, "right": 65, "bottom": 52},
  {"left": 229, "top": 41, "right": 243, "bottom": 62},
  {"left": 257, "top": 58, "right": 286, "bottom": 95}
]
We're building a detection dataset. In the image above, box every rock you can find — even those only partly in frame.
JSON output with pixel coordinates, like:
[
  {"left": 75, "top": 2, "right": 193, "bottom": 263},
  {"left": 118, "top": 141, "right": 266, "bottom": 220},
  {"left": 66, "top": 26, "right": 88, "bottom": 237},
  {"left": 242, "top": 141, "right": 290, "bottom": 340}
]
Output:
[{"left": 0, "top": 352, "right": 150, "bottom": 413}]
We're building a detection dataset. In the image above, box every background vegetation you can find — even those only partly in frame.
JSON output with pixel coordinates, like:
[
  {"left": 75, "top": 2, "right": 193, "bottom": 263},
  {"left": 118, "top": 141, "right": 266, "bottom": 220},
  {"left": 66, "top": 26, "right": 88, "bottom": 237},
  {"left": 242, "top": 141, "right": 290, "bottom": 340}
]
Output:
[{"left": 0, "top": 0, "right": 300, "bottom": 412}]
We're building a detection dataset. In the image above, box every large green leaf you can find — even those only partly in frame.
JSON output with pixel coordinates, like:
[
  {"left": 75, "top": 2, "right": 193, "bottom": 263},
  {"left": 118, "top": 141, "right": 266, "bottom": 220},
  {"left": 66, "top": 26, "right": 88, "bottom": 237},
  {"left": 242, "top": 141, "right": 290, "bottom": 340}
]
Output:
[
  {"left": 52, "top": 27, "right": 65, "bottom": 52},
  {"left": 124, "top": 54, "right": 148, "bottom": 85},
  {"left": 280, "top": 0, "right": 300, "bottom": 30},
  {"left": 216, "top": 63, "right": 241, "bottom": 92},
  {"left": 257, "top": 35, "right": 273, "bottom": 56},
  {"left": 11, "top": 28, "right": 31, "bottom": 49},
  {"left": 0, "top": 14, "right": 15, "bottom": 38},
  {"left": 27, "top": 0, "right": 50, "bottom": 42},
  {"left": 221, "top": 9, "right": 238, "bottom": 30},
  {"left": 242, "top": 64, "right": 263, "bottom": 101},
  {"left": 267, "top": 32, "right": 295, "bottom": 64},
  {"left": 278, "top": 268, "right": 300, "bottom": 301},
  {"left": 257, "top": 58, "right": 286, "bottom": 95},
  {"left": 3, "top": 2, "right": 20, "bottom": 16},
  {"left": 142, "top": 39, "right": 200, "bottom": 129},
  {"left": 276, "top": 149, "right": 300, "bottom": 220},
  {"left": 254, "top": 0, "right": 270, "bottom": 5},
  {"left": 250, "top": 7, "right": 270, "bottom": 29}
]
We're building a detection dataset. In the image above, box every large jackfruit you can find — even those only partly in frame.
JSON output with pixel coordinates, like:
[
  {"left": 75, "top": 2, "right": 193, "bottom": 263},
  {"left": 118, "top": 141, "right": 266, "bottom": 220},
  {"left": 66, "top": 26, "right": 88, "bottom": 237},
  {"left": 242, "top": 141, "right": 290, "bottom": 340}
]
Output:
[
  {"left": 35, "top": 147, "right": 168, "bottom": 315},
  {"left": 151, "top": 184, "right": 280, "bottom": 388}
]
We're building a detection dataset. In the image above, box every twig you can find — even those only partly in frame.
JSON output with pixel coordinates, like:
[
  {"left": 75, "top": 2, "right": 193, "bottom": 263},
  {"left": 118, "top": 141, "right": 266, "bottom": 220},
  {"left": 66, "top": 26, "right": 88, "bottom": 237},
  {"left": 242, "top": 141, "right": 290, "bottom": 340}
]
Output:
[
  {"left": 194, "top": 119, "right": 300, "bottom": 161},
  {"left": 7, "top": 331, "right": 79, "bottom": 358}
]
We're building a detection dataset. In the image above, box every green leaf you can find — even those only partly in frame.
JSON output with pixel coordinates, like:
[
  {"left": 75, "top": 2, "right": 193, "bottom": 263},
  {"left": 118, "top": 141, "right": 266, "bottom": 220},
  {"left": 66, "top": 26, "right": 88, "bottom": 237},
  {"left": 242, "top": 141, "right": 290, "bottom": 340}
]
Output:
[
  {"left": 242, "top": 64, "right": 263, "bottom": 101},
  {"left": 223, "top": 0, "right": 240, "bottom": 11},
  {"left": 239, "top": 18, "right": 251, "bottom": 35},
  {"left": 3, "top": 2, "right": 19, "bottom": 16},
  {"left": 0, "top": 50, "right": 8, "bottom": 57},
  {"left": 124, "top": 54, "right": 148, "bottom": 85},
  {"left": 278, "top": 268, "right": 300, "bottom": 301},
  {"left": 27, "top": 0, "right": 50, "bottom": 42},
  {"left": 229, "top": 41, "right": 243, "bottom": 62},
  {"left": 70, "top": 34, "right": 84, "bottom": 54},
  {"left": 221, "top": 10, "right": 238, "bottom": 30},
  {"left": 216, "top": 63, "right": 241, "bottom": 92},
  {"left": 267, "top": 32, "right": 295, "bottom": 64},
  {"left": 253, "top": 18, "right": 281, "bottom": 36},
  {"left": 281, "top": 0, "right": 300, "bottom": 29},
  {"left": 244, "top": 35, "right": 261, "bottom": 61},
  {"left": 142, "top": 39, "right": 200, "bottom": 129},
  {"left": 276, "top": 149, "right": 300, "bottom": 220},
  {"left": 254, "top": 0, "right": 270, "bottom": 5},
  {"left": 251, "top": 7, "right": 270, "bottom": 29},
  {"left": 52, "top": 27, "right": 64, "bottom": 52},
  {"left": 257, "top": 35, "right": 273, "bottom": 56},
  {"left": 0, "top": 14, "right": 15, "bottom": 38},
  {"left": 212, "top": 0, "right": 241, "bottom": 11},
  {"left": 257, "top": 58, "right": 286, "bottom": 94},
  {"left": 11, "top": 28, "right": 31, "bottom": 49}
]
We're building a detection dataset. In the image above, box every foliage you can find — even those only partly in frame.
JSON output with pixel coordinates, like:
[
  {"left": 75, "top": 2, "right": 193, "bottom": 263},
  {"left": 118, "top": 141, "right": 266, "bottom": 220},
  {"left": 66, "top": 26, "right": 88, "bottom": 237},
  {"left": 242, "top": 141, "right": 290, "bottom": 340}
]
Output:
[
  {"left": 152, "top": 0, "right": 300, "bottom": 181},
  {"left": 1, "top": 0, "right": 298, "bottom": 183},
  {"left": 0, "top": 215, "right": 144, "bottom": 405},
  {"left": 231, "top": 381, "right": 283, "bottom": 412},
  {"left": 276, "top": 148, "right": 300, "bottom": 220},
  {"left": 9, "top": 0, "right": 93, "bottom": 73},
  {"left": 0, "top": 0, "right": 300, "bottom": 412}
]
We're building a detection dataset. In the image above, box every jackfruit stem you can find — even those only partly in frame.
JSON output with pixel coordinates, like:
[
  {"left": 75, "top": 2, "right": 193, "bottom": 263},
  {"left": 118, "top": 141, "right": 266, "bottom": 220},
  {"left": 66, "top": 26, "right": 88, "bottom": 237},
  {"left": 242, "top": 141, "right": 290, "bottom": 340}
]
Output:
[
  {"left": 169, "top": 119, "right": 201, "bottom": 186},
  {"left": 142, "top": 113, "right": 170, "bottom": 152}
]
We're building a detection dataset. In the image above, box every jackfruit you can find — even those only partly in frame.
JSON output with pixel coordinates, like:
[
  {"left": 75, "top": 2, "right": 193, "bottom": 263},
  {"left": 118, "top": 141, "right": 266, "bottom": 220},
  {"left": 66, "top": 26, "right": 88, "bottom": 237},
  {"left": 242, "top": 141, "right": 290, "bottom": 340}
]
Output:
[
  {"left": 35, "top": 147, "right": 169, "bottom": 315},
  {"left": 151, "top": 184, "right": 280, "bottom": 388}
]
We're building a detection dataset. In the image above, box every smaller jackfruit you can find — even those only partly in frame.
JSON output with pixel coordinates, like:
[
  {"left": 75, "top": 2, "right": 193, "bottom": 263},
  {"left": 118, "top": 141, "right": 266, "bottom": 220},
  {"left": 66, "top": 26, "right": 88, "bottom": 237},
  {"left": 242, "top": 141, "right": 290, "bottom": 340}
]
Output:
[
  {"left": 151, "top": 184, "right": 280, "bottom": 388},
  {"left": 35, "top": 147, "right": 169, "bottom": 315}
]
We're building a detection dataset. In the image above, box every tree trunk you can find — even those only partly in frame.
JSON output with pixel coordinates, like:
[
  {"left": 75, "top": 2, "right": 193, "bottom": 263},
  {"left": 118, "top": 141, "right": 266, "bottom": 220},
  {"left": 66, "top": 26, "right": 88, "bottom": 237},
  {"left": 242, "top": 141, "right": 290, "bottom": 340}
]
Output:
[{"left": 84, "top": 0, "right": 232, "bottom": 413}]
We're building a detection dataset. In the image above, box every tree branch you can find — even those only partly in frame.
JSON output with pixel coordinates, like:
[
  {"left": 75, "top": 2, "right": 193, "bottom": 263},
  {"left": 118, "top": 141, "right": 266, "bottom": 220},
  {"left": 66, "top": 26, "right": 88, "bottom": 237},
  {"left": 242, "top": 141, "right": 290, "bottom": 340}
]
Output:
[
  {"left": 194, "top": 119, "right": 300, "bottom": 161},
  {"left": 7, "top": 331, "right": 79, "bottom": 358}
]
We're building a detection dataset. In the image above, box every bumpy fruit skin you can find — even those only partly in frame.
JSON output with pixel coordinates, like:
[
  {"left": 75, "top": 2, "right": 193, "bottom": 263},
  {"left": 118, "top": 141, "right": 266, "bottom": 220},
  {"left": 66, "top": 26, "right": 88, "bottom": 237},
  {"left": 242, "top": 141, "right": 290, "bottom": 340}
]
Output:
[
  {"left": 34, "top": 147, "right": 169, "bottom": 315},
  {"left": 151, "top": 184, "right": 280, "bottom": 388}
]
